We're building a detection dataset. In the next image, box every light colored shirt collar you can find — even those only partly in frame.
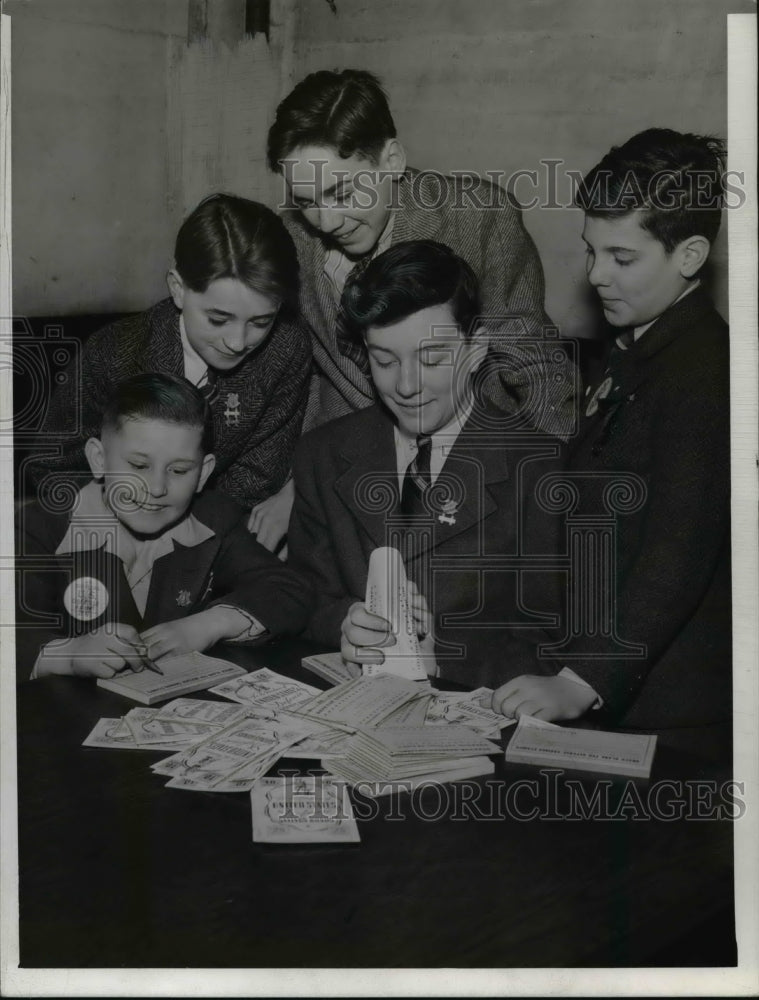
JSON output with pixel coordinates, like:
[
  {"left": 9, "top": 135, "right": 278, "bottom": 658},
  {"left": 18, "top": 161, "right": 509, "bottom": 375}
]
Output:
[
  {"left": 323, "top": 214, "right": 396, "bottom": 301},
  {"left": 617, "top": 280, "right": 701, "bottom": 349},
  {"left": 56, "top": 481, "right": 215, "bottom": 615},
  {"left": 179, "top": 314, "right": 210, "bottom": 387},
  {"left": 393, "top": 396, "right": 475, "bottom": 486}
]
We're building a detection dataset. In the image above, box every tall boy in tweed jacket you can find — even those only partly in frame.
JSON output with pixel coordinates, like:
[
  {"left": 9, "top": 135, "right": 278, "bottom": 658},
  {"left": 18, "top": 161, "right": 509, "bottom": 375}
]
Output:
[{"left": 262, "top": 69, "right": 579, "bottom": 548}]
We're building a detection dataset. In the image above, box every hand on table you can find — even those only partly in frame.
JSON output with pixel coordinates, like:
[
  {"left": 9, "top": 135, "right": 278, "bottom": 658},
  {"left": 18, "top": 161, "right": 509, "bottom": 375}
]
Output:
[
  {"left": 490, "top": 674, "right": 598, "bottom": 723},
  {"left": 38, "top": 623, "right": 148, "bottom": 679},
  {"left": 247, "top": 479, "right": 295, "bottom": 558}
]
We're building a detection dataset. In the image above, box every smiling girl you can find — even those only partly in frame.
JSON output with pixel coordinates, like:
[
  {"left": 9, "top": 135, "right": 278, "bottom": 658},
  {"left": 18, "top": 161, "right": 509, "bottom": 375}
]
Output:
[{"left": 27, "top": 194, "right": 311, "bottom": 540}]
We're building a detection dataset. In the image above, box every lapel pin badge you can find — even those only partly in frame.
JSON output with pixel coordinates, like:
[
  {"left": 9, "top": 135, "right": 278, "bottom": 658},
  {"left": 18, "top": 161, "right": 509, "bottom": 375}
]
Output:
[
  {"left": 64, "top": 576, "right": 110, "bottom": 621},
  {"left": 176, "top": 589, "right": 192, "bottom": 608},
  {"left": 223, "top": 392, "right": 241, "bottom": 427},
  {"left": 586, "top": 375, "right": 613, "bottom": 417},
  {"left": 438, "top": 499, "right": 458, "bottom": 526}
]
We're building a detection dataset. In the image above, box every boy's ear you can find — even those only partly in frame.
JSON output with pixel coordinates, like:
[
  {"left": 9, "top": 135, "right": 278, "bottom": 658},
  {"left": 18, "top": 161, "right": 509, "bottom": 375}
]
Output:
[
  {"left": 379, "top": 138, "right": 407, "bottom": 178},
  {"left": 84, "top": 437, "right": 105, "bottom": 480},
  {"left": 166, "top": 268, "right": 185, "bottom": 310},
  {"left": 196, "top": 453, "right": 216, "bottom": 494},
  {"left": 677, "top": 235, "right": 711, "bottom": 278}
]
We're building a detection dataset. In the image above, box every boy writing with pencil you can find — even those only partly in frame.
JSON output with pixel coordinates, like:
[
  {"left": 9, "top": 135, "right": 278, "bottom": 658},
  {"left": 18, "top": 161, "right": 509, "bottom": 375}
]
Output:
[{"left": 15, "top": 373, "right": 314, "bottom": 681}]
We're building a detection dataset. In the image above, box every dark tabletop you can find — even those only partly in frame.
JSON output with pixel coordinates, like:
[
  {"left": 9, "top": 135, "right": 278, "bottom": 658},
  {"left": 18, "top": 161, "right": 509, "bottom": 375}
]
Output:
[{"left": 16, "top": 639, "right": 736, "bottom": 968}]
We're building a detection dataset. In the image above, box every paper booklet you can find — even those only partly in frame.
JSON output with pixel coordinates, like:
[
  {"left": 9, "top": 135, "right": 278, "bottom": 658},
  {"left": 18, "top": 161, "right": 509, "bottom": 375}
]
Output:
[
  {"left": 505, "top": 715, "right": 658, "bottom": 778},
  {"left": 363, "top": 546, "right": 429, "bottom": 682},
  {"left": 327, "top": 756, "right": 496, "bottom": 798},
  {"left": 96, "top": 651, "right": 247, "bottom": 706}
]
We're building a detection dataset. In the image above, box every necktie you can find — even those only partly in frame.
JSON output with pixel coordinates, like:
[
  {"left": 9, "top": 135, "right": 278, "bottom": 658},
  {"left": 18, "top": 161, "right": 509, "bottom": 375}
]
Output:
[
  {"left": 615, "top": 326, "right": 636, "bottom": 350},
  {"left": 334, "top": 257, "right": 372, "bottom": 376},
  {"left": 198, "top": 367, "right": 219, "bottom": 406},
  {"left": 400, "top": 435, "right": 432, "bottom": 517}
]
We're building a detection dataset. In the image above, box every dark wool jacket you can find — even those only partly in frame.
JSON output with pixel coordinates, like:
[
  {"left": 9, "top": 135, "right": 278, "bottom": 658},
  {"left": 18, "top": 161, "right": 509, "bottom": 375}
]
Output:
[
  {"left": 25, "top": 298, "right": 312, "bottom": 509},
  {"left": 283, "top": 168, "right": 579, "bottom": 438},
  {"left": 288, "top": 402, "right": 565, "bottom": 686},
  {"left": 561, "top": 287, "right": 731, "bottom": 730}
]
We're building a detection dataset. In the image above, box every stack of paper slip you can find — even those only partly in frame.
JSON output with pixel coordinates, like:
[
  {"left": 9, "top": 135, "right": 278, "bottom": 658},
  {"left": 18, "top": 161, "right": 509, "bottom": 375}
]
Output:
[
  {"left": 82, "top": 670, "right": 513, "bottom": 795},
  {"left": 295, "top": 672, "right": 431, "bottom": 728},
  {"left": 251, "top": 776, "right": 360, "bottom": 844},
  {"left": 96, "top": 651, "right": 247, "bottom": 705},
  {"left": 326, "top": 724, "right": 500, "bottom": 785},
  {"left": 422, "top": 688, "right": 516, "bottom": 739},
  {"left": 505, "top": 715, "right": 657, "bottom": 778}
]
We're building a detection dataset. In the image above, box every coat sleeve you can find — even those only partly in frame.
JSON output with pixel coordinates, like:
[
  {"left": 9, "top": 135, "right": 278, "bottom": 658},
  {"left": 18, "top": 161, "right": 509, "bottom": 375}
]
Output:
[
  {"left": 472, "top": 184, "right": 579, "bottom": 440},
  {"left": 213, "top": 315, "right": 312, "bottom": 508},
  {"left": 287, "top": 435, "right": 360, "bottom": 648},
  {"left": 204, "top": 517, "right": 315, "bottom": 640}
]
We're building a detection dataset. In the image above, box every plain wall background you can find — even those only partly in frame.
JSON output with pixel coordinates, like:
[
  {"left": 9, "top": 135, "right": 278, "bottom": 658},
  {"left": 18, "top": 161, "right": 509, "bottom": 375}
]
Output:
[{"left": 9, "top": 0, "right": 752, "bottom": 333}]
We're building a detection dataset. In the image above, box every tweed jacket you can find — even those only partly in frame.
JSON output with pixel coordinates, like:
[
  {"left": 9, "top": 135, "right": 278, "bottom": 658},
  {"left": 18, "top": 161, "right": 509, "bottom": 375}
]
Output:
[
  {"left": 25, "top": 298, "right": 312, "bottom": 509},
  {"left": 283, "top": 169, "right": 579, "bottom": 438},
  {"left": 288, "top": 402, "right": 565, "bottom": 687},
  {"left": 561, "top": 287, "right": 731, "bottom": 730},
  {"left": 15, "top": 487, "right": 315, "bottom": 682}
]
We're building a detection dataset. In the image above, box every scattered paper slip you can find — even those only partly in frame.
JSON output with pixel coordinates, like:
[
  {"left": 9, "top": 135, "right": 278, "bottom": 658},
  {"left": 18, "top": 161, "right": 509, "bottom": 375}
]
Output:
[
  {"left": 209, "top": 667, "right": 320, "bottom": 712},
  {"left": 251, "top": 776, "right": 360, "bottom": 844}
]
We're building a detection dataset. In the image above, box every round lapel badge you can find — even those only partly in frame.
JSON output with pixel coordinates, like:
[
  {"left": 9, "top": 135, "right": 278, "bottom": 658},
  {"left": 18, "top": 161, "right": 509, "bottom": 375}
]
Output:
[
  {"left": 63, "top": 576, "right": 110, "bottom": 621},
  {"left": 586, "top": 375, "right": 613, "bottom": 417}
]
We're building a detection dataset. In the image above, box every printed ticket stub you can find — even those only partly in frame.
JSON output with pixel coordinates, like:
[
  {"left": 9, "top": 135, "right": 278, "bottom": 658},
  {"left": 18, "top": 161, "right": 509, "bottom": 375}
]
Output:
[
  {"left": 364, "top": 547, "right": 428, "bottom": 682},
  {"left": 210, "top": 668, "right": 320, "bottom": 711},
  {"left": 251, "top": 775, "right": 361, "bottom": 844}
]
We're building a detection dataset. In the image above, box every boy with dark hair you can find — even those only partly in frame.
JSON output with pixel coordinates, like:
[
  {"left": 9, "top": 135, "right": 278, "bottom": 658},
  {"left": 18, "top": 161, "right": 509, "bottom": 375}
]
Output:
[
  {"left": 264, "top": 69, "right": 578, "bottom": 546},
  {"left": 288, "top": 240, "right": 563, "bottom": 686},
  {"left": 491, "top": 129, "right": 732, "bottom": 738},
  {"left": 16, "top": 373, "right": 313, "bottom": 681}
]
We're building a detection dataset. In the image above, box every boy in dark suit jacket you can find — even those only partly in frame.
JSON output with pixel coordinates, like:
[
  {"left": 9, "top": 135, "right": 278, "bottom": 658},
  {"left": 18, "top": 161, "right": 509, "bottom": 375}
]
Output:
[
  {"left": 288, "top": 240, "right": 565, "bottom": 687},
  {"left": 16, "top": 373, "right": 313, "bottom": 681},
  {"left": 491, "top": 129, "right": 732, "bottom": 735}
]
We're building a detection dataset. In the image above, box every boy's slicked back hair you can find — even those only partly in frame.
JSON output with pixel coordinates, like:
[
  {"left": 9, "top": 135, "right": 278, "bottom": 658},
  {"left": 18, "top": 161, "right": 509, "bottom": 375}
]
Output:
[
  {"left": 341, "top": 240, "right": 482, "bottom": 339},
  {"left": 101, "top": 373, "right": 213, "bottom": 455},
  {"left": 267, "top": 69, "right": 396, "bottom": 170},
  {"left": 575, "top": 128, "right": 727, "bottom": 251},
  {"left": 174, "top": 193, "right": 298, "bottom": 306}
]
